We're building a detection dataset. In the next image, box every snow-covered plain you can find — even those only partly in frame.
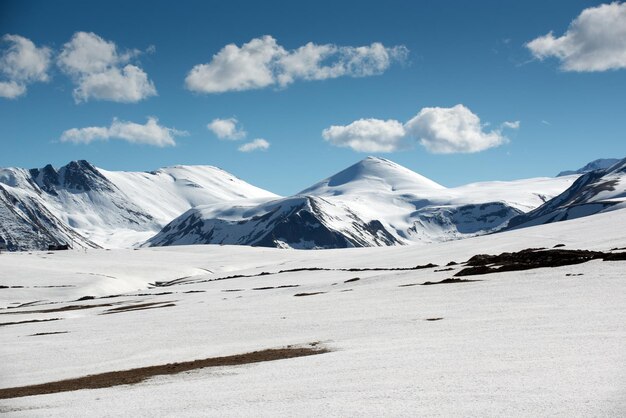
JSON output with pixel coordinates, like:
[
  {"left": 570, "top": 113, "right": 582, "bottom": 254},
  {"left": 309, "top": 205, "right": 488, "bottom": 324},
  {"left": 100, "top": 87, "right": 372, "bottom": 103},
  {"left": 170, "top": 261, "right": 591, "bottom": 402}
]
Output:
[{"left": 1, "top": 209, "right": 626, "bottom": 416}]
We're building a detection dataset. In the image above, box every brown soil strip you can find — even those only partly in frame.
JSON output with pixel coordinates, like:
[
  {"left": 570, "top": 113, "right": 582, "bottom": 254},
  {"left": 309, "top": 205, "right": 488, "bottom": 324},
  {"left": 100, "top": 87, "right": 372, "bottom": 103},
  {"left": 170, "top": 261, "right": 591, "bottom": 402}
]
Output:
[
  {"left": 293, "top": 292, "right": 326, "bottom": 297},
  {"left": 28, "top": 331, "right": 69, "bottom": 336},
  {"left": 0, "top": 303, "right": 113, "bottom": 315},
  {"left": 0, "top": 345, "right": 328, "bottom": 399},
  {"left": 0, "top": 318, "right": 62, "bottom": 327},
  {"left": 101, "top": 302, "right": 176, "bottom": 315}
]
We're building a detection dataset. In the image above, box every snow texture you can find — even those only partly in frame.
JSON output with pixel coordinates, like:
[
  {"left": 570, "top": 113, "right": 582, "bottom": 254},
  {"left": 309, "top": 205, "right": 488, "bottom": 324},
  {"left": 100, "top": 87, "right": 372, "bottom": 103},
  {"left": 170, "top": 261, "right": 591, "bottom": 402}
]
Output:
[{"left": 1, "top": 208, "right": 625, "bottom": 416}]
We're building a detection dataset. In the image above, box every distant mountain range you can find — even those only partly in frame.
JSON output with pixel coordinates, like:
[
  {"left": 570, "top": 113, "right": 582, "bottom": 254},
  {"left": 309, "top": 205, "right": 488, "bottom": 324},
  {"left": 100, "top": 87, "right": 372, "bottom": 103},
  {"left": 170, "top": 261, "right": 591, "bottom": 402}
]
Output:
[
  {"left": 0, "top": 161, "right": 276, "bottom": 250},
  {"left": 146, "top": 157, "right": 576, "bottom": 249},
  {"left": 1, "top": 156, "right": 623, "bottom": 251}
]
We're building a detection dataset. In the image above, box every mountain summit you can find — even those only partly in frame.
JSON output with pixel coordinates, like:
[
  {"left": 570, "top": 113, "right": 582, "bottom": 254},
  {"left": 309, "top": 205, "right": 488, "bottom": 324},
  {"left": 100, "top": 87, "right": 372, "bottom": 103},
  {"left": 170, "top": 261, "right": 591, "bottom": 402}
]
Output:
[{"left": 299, "top": 156, "right": 445, "bottom": 196}]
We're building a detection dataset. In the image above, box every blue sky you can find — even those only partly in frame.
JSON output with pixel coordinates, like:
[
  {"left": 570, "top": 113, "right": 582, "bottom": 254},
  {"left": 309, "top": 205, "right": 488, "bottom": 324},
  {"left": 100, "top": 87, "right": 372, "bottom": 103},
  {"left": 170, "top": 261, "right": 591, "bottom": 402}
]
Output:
[{"left": 0, "top": 0, "right": 624, "bottom": 195}]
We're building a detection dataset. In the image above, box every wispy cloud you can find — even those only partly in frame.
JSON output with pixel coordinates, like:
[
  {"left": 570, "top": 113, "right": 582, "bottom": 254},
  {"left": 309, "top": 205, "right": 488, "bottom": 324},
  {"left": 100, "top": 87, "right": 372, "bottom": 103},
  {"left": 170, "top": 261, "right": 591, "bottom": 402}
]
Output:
[{"left": 238, "top": 138, "right": 270, "bottom": 152}]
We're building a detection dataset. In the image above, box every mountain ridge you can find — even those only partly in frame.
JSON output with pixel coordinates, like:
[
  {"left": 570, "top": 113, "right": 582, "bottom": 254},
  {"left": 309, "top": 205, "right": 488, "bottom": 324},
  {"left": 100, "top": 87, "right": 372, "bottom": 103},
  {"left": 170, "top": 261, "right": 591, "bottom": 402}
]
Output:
[
  {"left": 508, "top": 156, "right": 626, "bottom": 230},
  {"left": 146, "top": 157, "right": 577, "bottom": 249},
  {"left": 0, "top": 160, "right": 276, "bottom": 250}
]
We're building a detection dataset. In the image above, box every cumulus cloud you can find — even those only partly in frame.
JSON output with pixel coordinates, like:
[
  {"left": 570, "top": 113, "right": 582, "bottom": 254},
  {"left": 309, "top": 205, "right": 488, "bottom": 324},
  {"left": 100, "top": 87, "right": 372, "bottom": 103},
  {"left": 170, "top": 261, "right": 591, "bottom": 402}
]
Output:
[
  {"left": 60, "top": 117, "right": 186, "bottom": 147},
  {"left": 58, "top": 32, "right": 156, "bottom": 102},
  {"left": 238, "top": 138, "right": 270, "bottom": 152},
  {"left": 405, "top": 105, "right": 508, "bottom": 154},
  {"left": 323, "top": 105, "right": 512, "bottom": 154},
  {"left": 526, "top": 2, "right": 626, "bottom": 72},
  {"left": 207, "top": 117, "right": 247, "bottom": 140},
  {"left": 322, "top": 118, "right": 407, "bottom": 152},
  {"left": 0, "top": 81, "right": 26, "bottom": 99},
  {"left": 0, "top": 34, "right": 51, "bottom": 99},
  {"left": 185, "top": 35, "right": 408, "bottom": 93}
]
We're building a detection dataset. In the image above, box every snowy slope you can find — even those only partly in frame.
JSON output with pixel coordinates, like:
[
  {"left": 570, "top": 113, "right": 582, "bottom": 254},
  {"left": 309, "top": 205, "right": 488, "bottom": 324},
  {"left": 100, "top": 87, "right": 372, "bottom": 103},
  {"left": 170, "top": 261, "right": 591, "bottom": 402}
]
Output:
[
  {"left": 148, "top": 157, "right": 577, "bottom": 249},
  {"left": 1, "top": 208, "right": 625, "bottom": 416},
  {"left": 148, "top": 195, "right": 400, "bottom": 249},
  {"left": 0, "top": 161, "right": 277, "bottom": 250},
  {"left": 101, "top": 165, "right": 277, "bottom": 226},
  {"left": 508, "top": 156, "right": 626, "bottom": 229}
]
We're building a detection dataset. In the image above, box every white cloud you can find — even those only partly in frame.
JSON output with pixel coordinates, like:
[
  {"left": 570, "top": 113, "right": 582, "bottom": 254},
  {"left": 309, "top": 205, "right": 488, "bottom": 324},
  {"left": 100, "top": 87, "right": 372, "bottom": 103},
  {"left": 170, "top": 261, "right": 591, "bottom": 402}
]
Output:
[
  {"left": 323, "top": 105, "right": 511, "bottom": 154},
  {"left": 322, "top": 118, "right": 407, "bottom": 152},
  {"left": 0, "top": 80, "right": 26, "bottom": 99},
  {"left": 238, "top": 138, "right": 270, "bottom": 152},
  {"left": 58, "top": 32, "right": 156, "bottom": 102},
  {"left": 405, "top": 105, "right": 507, "bottom": 154},
  {"left": 185, "top": 35, "right": 408, "bottom": 93},
  {"left": 186, "top": 36, "right": 281, "bottom": 93},
  {"left": 501, "top": 120, "right": 520, "bottom": 129},
  {"left": 207, "top": 117, "right": 247, "bottom": 140},
  {"left": 526, "top": 2, "right": 626, "bottom": 72},
  {"left": 60, "top": 117, "right": 186, "bottom": 147},
  {"left": 0, "top": 34, "right": 51, "bottom": 99},
  {"left": 60, "top": 126, "right": 109, "bottom": 144},
  {"left": 72, "top": 65, "right": 156, "bottom": 103}
]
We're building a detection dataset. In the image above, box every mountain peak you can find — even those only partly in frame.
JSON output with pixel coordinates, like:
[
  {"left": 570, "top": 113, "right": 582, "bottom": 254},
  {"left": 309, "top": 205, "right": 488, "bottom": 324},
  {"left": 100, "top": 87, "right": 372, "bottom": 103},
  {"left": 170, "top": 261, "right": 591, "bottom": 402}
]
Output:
[{"left": 299, "top": 157, "right": 445, "bottom": 195}]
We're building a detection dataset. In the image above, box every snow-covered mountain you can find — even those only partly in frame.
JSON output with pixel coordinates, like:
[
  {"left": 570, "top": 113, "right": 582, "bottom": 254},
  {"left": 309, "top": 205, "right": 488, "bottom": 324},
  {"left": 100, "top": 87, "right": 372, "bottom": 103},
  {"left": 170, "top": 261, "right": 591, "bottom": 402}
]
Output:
[
  {"left": 508, "top": 157, "right": 626, "bottom": 230},
  {"left": 0, "top": 161, "right": 277, "bottom": 250},
  {"left": 147, "top": 157, "right": 577, "bottom": 249},
  {"left": 557, "top": 158, "right": 621, "bottom": 177}
]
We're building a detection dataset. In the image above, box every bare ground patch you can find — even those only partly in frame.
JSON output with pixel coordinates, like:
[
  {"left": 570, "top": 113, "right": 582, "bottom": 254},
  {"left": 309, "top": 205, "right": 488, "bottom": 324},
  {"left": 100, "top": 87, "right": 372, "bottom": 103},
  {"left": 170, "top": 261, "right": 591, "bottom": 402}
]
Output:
[
  {"left": 422, "top": 278, "right": 482, "bottom": 285},
  {"left": 100, "top": 301, "right": 176, "bottom": 315},
  {"left": 252, "top": 285, "right": 300, "bottom": 290},
  {"left": 0, "top": 318, "right": 62, "bottom": 327},
  {"left": 455, "top": 248, "right": 626, "bottom": 277},
  {"left": 28, "top": 331, "right": 69, "bottom": 337},
  {"left": 0, "top": 303, "right": 113, "bottom": 315},
  {"left": 0, "top": 344, "right": 328, "bottom": 399}
]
